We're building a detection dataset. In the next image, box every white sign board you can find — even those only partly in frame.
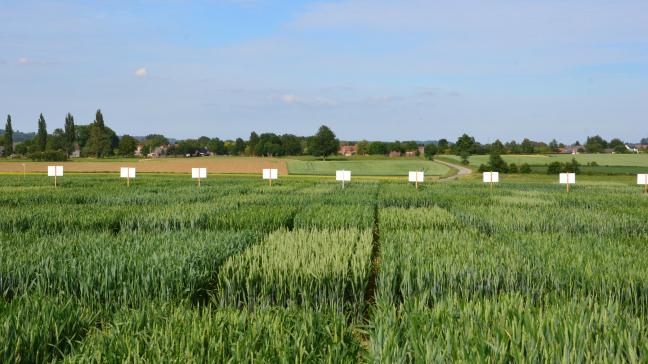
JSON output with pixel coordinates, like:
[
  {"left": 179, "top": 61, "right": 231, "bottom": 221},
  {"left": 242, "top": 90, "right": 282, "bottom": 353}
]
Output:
[
  {"left": 559, "top": 173, "right": 576, "bottom": 184},
  {"left": 637, "top": 174, "right": 648, "bottom": 185},
  {"left": 120, "top": 167, "right": 136, "bottom": 178},
  {"left": 262, "top": 168, "right": 278, "bottom": 180},
  {"left": 482, "top": 172, "right": 499, "bottom": 183},
  {"left": 47, "top": 166, "right": 64, "bottom": 177},
  {"left": 336, "top": 170, "right": 351, "bottom": 182},
  {"left": 192, "top": 168, "right": 207, "bottom": 179},
  {"left": 408, "top": 171, "right": 424, "bottom": 183}
]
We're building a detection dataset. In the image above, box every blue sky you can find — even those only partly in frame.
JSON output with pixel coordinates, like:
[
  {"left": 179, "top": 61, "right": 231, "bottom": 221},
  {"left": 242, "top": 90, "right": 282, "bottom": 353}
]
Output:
[{"left": 1, "top": 0, "right": 647, "bottom": 142}]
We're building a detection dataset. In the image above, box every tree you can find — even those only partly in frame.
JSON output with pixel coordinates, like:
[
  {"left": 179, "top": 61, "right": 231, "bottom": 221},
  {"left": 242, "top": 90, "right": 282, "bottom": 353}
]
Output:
[
  {"left": 520, "top": 138, "right": 534, "bottom": 154},
  {"left": 490, "top": 139, "right": 505, "bottom": 154},
  {"left": 486, "top": 152, "right": 509, "bottom": 173},
  {"left": 309, "top": 125, "right": 339, "bottom": 160},
  {"left": 281, "top": 134, "right": 302, "bottom": 155},
  {"left": 424, "top": 144, "right": 438, "bottom": 160},
  {"left": 454, "top": 134, "right": 476, "bottom": 156},
  {"left": 208, "top": 138, "right": 225, "bottom": 155},
  {"left": 585, "top": 135, "right": 607, "bottom": 153},
  {"left": 87, "top": 109, "right": 112, "bottom": 157},
  {"left": 145, "top": 134, "right": 169, "bottom": 148},
  {"left": 3, "top": 115, "right": 13, "bottom": 156},
  {"left": 36, "top": 113, "right": 48, "bottom": 152},
  {"left": 232, "top": 138, "right": 246, "bottom": 155},
  {"left": 437, "top": 139, "right": 449, "bottom": 154},
  {"left": 64, "top": 113, "right": 76, "bottom": 156},
  {"left": 356, "top": 140, "right": 370, "bottom": 156},
  {"left": 549, "top": 139, "right": 560, "bottom": 153},
  {"left": 48, "top": 128, "right": 66, "bottom": 151},
  {"left": 368, "top": 141, "right": 388, "bottom": 155},
  {"left": 248, "top": 132, "right": 260, "bottom": 156},
  {"left": 609, "top": 138, "right": 626, "bottom": 153},
  {"left": 118, "top": 135, "right": 138, "bottom": 156}
]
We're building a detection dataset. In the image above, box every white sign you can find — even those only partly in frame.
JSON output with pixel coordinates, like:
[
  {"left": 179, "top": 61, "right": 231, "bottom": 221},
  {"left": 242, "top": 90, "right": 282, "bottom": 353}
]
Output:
[
  {"left": 637, "top": 174, "right": 648, "bottom": 185},
  {"left": 408, "top": 171, "right": 424, "bottom": 183},
  {"left": 47, "top": 166, "right": 64, "bottom": 177},
  {"left": 192, "top": 168, "right": 207, "bottom": 179},
  {"left": 483, "top": 172, "right": 499, "bottom": 183},
  {"left": 559, "top": 173, "right": 576, "bottom": 184},
  {"left": 336, "top": 170, "right": 351, "bottom": 182},
  {"left": 120, "top": 167, "right": 136, "bottom": 178},
  {"left": 262, "top": 168, "right": 278, "bottom": 180}
]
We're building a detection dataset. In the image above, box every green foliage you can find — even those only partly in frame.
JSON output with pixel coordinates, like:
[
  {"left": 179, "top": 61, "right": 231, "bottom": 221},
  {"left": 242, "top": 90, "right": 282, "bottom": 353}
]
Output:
[
  {"left": 36, "top": 113, "right": 48, "bottom": 152},
  {"left": 28, "top": 150, "right": 68, "bottom": 161},
  {"left": 3, "top": 115, "right": 13, "bottom": 156},
  {"left": 0, "top": 294, "right": 99, "bottom": 364},
  {"left": 117, "top": 134, "right": 138, "bottom": 156},
  {"left": 85, "top": 110, "right": 113, "bottom": 157},
  {"left": 585, "top": 135, "right": 608, "bottom": 153},
  {"left": 424, "top": 143, "right": 438, "bottom": 160},
  {"left": 454, "top": 133, "right": 476, "bottom": 156},
  {"left": 217, "top": 228, "right": 373, "bottom": 315},
  {"left": 520, "top": 163, "right": 532, "bottom": 173},
  {"left": 66, "top": 303, "right": 361, "bottom": 363},
  {"left": 1, "top": 175, "right": 648, "bottom": 362},
  {"left": 309, "top": 125, "right": 339, "bottom": 159},
  {"left": 64, "top": 113, "right": 76, "bottom": 155}
]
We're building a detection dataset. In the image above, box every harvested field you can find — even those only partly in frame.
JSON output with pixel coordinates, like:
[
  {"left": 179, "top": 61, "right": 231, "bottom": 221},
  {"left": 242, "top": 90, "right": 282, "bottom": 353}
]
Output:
[{"left": 0, "top": 157, "right": 288, "bottom": 175}]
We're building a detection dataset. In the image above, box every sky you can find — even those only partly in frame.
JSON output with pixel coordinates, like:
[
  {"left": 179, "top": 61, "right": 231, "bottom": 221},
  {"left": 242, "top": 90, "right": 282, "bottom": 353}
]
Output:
[{"left": 1, "top": 0, "right": 647, "bottom": 143}]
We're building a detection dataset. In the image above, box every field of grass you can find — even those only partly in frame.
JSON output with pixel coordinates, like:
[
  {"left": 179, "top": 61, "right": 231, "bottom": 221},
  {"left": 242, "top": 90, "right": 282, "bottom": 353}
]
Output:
[
  {"left": 2, "top": 174, "right": 648, "bottom": 362},
  {"left": 287, "top": 159, "right": 451, "bottom": 176},
  {"left": 442, "top": 153, "right": 648, "bottom": 170}
]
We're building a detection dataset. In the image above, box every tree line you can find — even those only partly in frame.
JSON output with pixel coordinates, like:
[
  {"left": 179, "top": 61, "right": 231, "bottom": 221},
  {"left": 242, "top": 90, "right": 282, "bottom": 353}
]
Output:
[
  {"left": 1, "top": 112, "right": 643, "bottom": 161},
  {"left": 1, "top": 113, "right": 341, "bottom": 161}
]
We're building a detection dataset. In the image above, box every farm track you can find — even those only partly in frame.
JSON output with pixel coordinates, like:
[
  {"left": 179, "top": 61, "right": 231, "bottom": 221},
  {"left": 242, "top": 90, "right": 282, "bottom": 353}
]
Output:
[{"left": 436, "top": 159, "right": 473, "bottom": 181}]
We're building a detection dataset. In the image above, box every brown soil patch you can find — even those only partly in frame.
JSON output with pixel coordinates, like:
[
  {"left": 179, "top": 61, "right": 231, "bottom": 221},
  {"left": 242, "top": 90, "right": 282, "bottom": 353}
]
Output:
[{"left": 0, "top": 157, "right": 288, "bottom": 175}]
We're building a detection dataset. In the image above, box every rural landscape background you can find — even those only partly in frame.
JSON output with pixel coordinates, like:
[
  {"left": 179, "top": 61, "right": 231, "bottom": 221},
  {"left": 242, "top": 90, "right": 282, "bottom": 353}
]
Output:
[{"left": 3, "top": 0, "right": 648, "bottom": 363}]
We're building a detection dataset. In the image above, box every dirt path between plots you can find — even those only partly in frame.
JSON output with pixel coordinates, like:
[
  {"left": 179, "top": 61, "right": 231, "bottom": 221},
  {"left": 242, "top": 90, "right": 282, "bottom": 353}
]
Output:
[
  {"left": 0, "top": 157, "right": 288, "bottom": 175},
  {"left": 436, "top": 159, "right": 473, "bottom": 181}
]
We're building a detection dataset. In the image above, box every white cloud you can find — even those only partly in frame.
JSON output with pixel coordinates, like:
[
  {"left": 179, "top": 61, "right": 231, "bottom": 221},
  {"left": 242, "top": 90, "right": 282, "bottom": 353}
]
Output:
[
  {"left": 280, "top": 94, "right": 338, "bottom": 107},
  {"left": 134, "top": 67, "right": 148, "bottom": 77},
  {"left": 281, "top": 94, "right": 297, "bottom": 103}
]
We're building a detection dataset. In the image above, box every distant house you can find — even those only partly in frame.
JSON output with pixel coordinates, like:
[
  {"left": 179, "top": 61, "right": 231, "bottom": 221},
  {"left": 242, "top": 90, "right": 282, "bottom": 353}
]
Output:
[
  {"left": 625, "top": 144, "right": 639, "bottom": 153},
  {"left": 147, "top": 144, "right": 170, "bottom": 158},
  {"left": 134, "top": 144, "right": 144, "bottom": 157},
  {"left": 559, "top": 146, "right": 580, "bottom": 154},
  {"left": 388, "top": 151, "right": 401, "bottom": 158},
  {"left": 339, "top": 145, "right": 357, "bottom": 156}
]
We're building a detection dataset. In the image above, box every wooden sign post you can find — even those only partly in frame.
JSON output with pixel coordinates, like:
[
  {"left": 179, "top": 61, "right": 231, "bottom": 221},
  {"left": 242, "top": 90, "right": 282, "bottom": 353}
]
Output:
[
  {"left": 120, "top": 167, "right": 136, "bottom": 187},
  {"left": 559, "top": 173, "right": 576, "bottom": 193},
  {"left": 336, "top": 170, "right": 351, "bottom": 189},
  {"left": 192, "top": 168, "right": 207, "bottom": 187},
  {"left": 48, "top": 166, "right": 64, "bottom": 187},
  {"left": 637, "top": 174, "right": 648, "bottom": 193},
  {"left": 263, "top": 168, "right": 278, "bottom": 186},
  {"left": 408, "top": 171, "right": 424, "bottom": 189},
  {"left": 483, "top": 172, "right": 499, "bottom": 191}
]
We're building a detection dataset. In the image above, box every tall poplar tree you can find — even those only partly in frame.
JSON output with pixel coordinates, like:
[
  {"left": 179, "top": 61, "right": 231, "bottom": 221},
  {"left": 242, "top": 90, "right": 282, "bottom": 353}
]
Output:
[
  {"left": 36, "top": 113, "right": 48, "bottom": 152},
  {"left": 64, "top": 113, "right": 76, "bottom": 155},
  {"left": 3, "top": 115, "right": 13, "bottom": 156},
  {"left": 87, "top": 109, "right": 110, "bottom": 157}
]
